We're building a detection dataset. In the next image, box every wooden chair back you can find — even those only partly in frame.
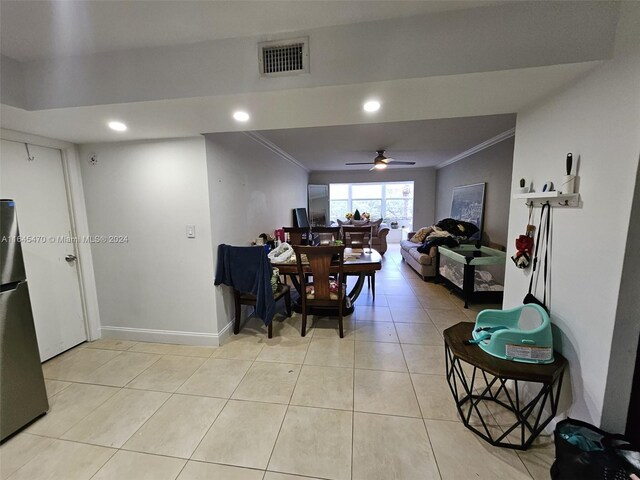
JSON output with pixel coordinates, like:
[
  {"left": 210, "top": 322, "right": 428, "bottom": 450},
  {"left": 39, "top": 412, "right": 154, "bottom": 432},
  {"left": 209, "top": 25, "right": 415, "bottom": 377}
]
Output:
[
  {"left": 293, "top": 245, "right": 345, "bottom": 305},
  {"left": 312, "top": 226, "right": 341, "bottom": 245},
  {"left": 283, "top": 227, "right": 310, "bottom": 246},
  {"left": 341, "top": 225, "right": 372, "bottom": 249}
]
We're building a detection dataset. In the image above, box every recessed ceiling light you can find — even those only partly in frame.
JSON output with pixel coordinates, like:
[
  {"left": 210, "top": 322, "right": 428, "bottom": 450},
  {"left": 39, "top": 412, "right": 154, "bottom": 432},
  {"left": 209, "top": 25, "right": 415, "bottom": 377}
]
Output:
[
  {"left": 108, "top": 121, "right": 127, "bottom": 132},
  {"left": 363, "top": 101, "right": 381, "bottom": 113},
  {"left": 233, "top": 111, "right": 250, "bottom": 122}
]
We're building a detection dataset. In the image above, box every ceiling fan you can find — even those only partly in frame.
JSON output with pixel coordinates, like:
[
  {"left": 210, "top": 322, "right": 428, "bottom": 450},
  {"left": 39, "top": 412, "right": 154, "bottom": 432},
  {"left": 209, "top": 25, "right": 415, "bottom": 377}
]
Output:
[{"left": 346, "top": 150, "right": 416, "bottom": 171}]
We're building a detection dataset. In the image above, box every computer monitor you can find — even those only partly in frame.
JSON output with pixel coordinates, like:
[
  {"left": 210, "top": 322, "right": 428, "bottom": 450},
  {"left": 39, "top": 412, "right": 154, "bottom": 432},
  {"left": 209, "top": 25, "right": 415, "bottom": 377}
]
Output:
[{"left": 293, "top": 208, "right": 310, "bottom": 228}]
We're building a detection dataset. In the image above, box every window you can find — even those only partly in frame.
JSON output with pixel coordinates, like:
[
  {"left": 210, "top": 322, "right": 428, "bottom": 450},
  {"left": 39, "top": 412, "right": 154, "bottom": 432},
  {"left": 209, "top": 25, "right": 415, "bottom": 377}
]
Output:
[{"left": 329, "top": 181, "right": 414, "bottom": 229}]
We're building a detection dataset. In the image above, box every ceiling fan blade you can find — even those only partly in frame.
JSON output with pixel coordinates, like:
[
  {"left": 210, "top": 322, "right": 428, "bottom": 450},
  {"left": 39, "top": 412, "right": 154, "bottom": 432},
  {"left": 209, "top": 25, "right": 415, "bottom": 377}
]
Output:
[
  {"left": 345, "top": 162, "right": 375, "bottom": 165},
  {"left": 369, "top": 165, "right": 378, "bottom": 171},
  {"left": 387, "top": 160, "right": 416, "bottom": 165}
]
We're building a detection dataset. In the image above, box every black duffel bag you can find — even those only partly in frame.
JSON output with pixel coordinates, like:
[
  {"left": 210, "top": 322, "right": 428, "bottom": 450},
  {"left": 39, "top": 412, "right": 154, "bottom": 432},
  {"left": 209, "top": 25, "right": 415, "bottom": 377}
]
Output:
[{"left": 551, "top": 418, "right": 640, "bottom": 480}]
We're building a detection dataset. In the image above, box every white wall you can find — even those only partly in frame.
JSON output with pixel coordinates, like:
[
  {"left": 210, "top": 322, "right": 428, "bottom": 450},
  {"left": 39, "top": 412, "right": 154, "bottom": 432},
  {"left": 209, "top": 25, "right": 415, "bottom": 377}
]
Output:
[
  {"left": 204, "top": 132, "right": 309, "bottom": 332},
  {"left": 435, "top": 137, "right": 515, "bottom": 248},
  {"left": 309, "top": 168, "right": 436, "bottom": 230},
  {"left": 79, "top": 137, "right": 218, "bottom": 344},
  {"left": 504, "top": 37, "right": 640, "bottom": 426}
]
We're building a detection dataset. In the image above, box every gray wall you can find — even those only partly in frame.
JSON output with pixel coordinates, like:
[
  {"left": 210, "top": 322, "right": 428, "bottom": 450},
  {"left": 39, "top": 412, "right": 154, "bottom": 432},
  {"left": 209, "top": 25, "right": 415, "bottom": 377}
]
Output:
[
  {"left": 601, "top": 159, "right": 640, "bottom": 432},
  {"left": 79, "top": 137, "right": 217, "bottom": 338},
  {"left": 308, "top": 167, "right": 436, "bottom": 229},
  {"left": 435, "top": 137, "right": 515, "bottom": 247},
  {"left": 205, "top": 132, "right": 309, "bottom": 331}
]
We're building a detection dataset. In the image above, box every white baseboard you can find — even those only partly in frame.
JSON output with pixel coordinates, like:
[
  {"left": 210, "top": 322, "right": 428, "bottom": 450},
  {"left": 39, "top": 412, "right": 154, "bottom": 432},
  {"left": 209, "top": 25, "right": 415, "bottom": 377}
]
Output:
[
  {"left": 100, "top": 325, "right": 225, "bottom": 346},
  {"left": 216, "top": 321, "right": 234, "bottom": 346}
]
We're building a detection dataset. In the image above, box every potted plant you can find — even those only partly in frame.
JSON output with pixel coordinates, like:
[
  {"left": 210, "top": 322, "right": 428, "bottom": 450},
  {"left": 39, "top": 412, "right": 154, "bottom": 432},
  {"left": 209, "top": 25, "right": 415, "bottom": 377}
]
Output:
[{"left": 517, "top": 178, "right": 529, "bottom": 194}]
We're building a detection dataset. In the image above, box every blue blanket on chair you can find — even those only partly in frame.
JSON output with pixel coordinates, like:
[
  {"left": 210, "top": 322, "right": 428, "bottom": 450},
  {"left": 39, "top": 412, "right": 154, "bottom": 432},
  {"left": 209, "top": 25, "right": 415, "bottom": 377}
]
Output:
[{"left": 214, "top": 244, "right": 275, "bottom": 326}]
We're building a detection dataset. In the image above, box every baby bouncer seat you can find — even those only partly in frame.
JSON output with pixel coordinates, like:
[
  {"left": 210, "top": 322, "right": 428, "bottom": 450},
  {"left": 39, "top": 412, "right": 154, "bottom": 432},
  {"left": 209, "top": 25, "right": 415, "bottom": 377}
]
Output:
[{"left": 470, "top": 303, "right": 554, "bottom": 364}]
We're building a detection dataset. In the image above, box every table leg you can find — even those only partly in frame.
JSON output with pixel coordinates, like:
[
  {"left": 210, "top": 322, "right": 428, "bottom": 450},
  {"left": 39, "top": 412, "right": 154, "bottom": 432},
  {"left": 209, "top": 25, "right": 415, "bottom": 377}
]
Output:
[{"left": 347, "top": 273, "right": 366, "bottom": 306}]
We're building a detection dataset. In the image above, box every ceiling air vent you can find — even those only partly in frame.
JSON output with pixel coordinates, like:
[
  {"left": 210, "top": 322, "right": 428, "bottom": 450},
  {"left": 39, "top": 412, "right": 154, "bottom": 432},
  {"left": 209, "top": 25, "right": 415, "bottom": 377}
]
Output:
[{"left": 259, "top": 37, "right": 309, "bottom": 77}]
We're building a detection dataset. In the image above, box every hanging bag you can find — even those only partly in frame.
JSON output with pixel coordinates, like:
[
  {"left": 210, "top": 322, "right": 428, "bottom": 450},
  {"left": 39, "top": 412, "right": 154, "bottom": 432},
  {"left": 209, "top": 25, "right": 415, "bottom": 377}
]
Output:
[{"left": 523, "top": 203, "right": 550, "bottom": 312}]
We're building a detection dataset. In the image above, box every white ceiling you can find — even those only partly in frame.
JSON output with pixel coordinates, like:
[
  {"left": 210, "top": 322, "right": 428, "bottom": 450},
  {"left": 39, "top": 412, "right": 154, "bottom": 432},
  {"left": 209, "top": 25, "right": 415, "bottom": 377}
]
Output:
[
  {"left": 0, "top": 0, "right": 498, "bottom": 61},
  {"left": 256, "top": 114, "right": 516, "bottom": 170}
]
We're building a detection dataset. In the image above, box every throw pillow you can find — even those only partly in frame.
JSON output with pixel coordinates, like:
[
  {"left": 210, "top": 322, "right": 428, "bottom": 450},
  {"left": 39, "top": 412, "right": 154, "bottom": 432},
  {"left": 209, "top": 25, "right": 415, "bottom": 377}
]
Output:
[
  {"left": 410, "top": 226, "right": 431, "bottom": 243},
  {"left": 352, "top": 219, "right": 369, "bottom": 226},
  {"left": 369, "top": 218, "right": 383, "bottom": 235},
  {"left": 337, "top": 219, "right": 351, "bottom": 226}
]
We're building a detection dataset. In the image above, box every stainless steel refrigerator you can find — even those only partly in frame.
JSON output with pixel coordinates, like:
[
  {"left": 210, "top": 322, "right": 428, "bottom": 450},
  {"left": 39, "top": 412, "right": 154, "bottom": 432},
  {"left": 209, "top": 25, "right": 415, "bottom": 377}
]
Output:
[{"left": 0, "top": 199, "right": 49, "bottom": 442}]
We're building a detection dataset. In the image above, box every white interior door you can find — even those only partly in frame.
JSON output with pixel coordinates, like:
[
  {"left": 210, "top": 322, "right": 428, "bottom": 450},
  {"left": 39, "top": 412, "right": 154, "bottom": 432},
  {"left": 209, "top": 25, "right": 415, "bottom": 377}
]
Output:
[{"left": 0, "top": 139, "right": 87, "bottom": 360}]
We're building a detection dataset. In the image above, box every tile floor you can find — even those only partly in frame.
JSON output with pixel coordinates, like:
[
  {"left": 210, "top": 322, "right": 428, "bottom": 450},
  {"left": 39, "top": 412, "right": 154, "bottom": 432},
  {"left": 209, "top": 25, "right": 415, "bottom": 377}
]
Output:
[{"left": 0, "top": 245, "right": 554, "bottom": 480}]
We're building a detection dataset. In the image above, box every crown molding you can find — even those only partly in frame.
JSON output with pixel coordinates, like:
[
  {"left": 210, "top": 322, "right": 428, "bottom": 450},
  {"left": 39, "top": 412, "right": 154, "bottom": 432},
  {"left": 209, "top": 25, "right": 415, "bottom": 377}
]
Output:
[
  {"left": 243, "top": 131, "right": 309, "bottom": 172},
  {"left": 436, "top": 127, "right": 515, "bottom": 170}
]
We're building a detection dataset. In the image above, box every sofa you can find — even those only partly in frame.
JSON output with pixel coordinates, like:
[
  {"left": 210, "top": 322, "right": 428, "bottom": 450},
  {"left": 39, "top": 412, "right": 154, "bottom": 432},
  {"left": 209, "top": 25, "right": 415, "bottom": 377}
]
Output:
[
  {"left": 400, "top": 230, "right": 437, "bottom": 279},
  {"left": 332, "top": 219, "right": 390, "bottom": 255}
]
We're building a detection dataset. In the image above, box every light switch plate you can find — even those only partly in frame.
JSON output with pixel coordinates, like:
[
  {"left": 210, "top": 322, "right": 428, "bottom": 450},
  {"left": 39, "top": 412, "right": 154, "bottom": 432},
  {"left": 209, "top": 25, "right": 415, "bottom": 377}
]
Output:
[{"left": 186, "top": 224, "right": 196, "bottom": 238}]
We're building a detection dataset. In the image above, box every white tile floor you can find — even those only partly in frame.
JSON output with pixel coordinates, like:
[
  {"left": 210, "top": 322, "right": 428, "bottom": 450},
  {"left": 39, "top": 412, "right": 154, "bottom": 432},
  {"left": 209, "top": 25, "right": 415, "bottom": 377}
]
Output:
[{"left": 0, "top": 245, "right": 554, "bottom": 480}]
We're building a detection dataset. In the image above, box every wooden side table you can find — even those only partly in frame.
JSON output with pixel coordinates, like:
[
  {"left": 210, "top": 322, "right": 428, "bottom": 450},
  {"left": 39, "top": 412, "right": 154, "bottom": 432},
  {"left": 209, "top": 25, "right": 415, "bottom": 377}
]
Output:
[{"left": 443, "top": 322, "right": 567, "bottom": 450}]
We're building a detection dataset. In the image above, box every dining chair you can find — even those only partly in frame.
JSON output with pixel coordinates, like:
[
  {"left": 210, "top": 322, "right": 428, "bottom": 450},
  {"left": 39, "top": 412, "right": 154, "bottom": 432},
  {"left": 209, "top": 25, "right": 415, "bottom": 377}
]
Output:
[
  {"left": 214, "top": 244, "right": 291, "bottom": 339},
  {"left": 341, "top": 225, "right": 372, "bottom": 250},
  {"left": 293, "top": 245, "right": 346, "bottom": 338},
  {"left": 341, "top": 225, "right": 375, "bottom": 299},
  {"left": 283, "top": 227, "right": 311, "bottom": 246},
  {"left": 311, "top": 226, "right": 341, "bottom": 245},
  {"left": 281, "top": 227, "right": 311, "bottom": 287},
  {"left": 233, "top": 281, "right": 291, "bottom": 339}
]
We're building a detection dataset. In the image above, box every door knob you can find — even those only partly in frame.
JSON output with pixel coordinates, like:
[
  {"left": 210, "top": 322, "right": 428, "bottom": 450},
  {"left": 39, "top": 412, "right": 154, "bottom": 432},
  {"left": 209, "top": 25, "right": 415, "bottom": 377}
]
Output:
[{"left": 65, "top": 254, "right": 77, "bottom": 262}]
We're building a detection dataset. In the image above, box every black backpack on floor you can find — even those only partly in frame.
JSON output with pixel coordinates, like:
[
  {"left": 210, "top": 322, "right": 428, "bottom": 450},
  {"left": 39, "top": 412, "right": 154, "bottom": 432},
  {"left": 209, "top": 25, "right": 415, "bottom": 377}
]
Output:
[{"left": 551, "top": 418, "right": 640, "bottom": 480}]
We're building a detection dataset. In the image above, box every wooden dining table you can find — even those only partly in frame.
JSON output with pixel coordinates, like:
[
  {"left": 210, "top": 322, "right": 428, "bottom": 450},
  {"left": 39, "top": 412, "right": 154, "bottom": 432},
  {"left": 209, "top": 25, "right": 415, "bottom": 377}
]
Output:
[{"left": 271, "top": 247, "right": 382, "bottom": 315}]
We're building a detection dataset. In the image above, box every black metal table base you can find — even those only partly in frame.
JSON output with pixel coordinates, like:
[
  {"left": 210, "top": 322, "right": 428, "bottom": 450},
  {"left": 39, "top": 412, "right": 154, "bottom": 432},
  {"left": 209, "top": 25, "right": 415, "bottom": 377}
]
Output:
[{"left": 445, "top": 343, "right": 564, "bottom": 450}]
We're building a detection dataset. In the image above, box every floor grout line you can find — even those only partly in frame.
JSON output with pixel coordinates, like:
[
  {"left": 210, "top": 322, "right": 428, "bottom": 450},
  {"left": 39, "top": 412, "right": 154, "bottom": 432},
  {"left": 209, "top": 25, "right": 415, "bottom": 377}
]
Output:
[
  {"left": 263, "top": 324, "right": 312, "bottom": 475},
  {"left": 184, "top": 342, "right": 261, "bottom": 466},
  {"left": 351, "top": 326, "right": 356, "bottom": 480}
]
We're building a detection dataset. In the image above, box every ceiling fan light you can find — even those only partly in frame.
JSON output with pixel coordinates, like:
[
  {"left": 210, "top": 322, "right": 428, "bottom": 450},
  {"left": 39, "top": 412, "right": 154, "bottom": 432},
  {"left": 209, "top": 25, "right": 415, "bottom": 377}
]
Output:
[{"left": 374, "top": 163, "right": 387, "bottom": 170}]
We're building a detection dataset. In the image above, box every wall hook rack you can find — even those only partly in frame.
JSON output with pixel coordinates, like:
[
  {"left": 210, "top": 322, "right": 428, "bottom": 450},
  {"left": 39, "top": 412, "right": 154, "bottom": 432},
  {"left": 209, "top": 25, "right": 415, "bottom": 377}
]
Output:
[{"left": 514, "top": 192, "right": 580, "bottom": 208}]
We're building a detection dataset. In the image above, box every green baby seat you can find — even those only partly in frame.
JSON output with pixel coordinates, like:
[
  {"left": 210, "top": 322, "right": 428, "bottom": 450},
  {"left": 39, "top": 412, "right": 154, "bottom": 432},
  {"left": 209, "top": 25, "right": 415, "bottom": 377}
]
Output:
[{"left": 471, "top": 304, "right": 554, "bottom": 364}]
